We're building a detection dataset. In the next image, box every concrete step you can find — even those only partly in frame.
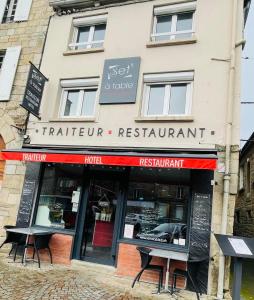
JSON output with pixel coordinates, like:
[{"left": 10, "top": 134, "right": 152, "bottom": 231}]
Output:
[{"left": 71, "top": 259, "right": 116, "bottom": 275}]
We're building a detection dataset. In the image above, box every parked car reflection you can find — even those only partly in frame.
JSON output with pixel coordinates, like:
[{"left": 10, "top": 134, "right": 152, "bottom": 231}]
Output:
[{"left": 136, "top": 223, "right": 187, "bottom": 243}]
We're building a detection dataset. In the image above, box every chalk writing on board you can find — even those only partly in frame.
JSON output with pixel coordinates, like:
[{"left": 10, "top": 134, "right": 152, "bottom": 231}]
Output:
[{"left": 16, "top": 180, "right": 36, "bottom": 226}]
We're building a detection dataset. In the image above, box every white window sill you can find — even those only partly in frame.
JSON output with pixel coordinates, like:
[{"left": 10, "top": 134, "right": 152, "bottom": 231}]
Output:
[
  {"left": 146, "top": 37, "right": 197, "bottom": 48},
  {"left": 63, "top": 47, "right": 104, "bottom": 56},
  {"left": 135, "top": 115, "right": 194, "bottom": 122},
  {"left": 49, "top": 117, "right": 96, "bottom": 122}
]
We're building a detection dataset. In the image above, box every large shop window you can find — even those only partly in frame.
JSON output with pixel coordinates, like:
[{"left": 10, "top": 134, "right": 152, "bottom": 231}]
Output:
[
  {"left": 35, "top": 163, "right": 84, "bottom": 230},
  {"left": 152, "top": 2, "right": 196, "bottom": 41},
  {"left": 124, "top": 168, "right": 190, "bottom": 247}
]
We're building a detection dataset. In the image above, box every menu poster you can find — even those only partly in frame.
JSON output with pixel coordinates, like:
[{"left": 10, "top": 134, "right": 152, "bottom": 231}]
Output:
[
  {"left": 72, "top": 202, "right": 78, "bottom": 212},
  {"left": 72, "top": 191, "right": 80, "bottom": 203},
  {"left": 124, "top": 224, "right": 134, "bottom": 239},
  {"left": 228, "top": 238, "right": 253, "bottom": 256}
]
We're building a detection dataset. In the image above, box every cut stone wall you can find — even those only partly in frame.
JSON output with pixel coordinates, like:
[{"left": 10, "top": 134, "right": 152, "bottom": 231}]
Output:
[
  {"left": 0, "top": 0, "right": 53, "bottom": 235},
  {"left": 235, "top": 149, "right": 254, "bottom": 237}
]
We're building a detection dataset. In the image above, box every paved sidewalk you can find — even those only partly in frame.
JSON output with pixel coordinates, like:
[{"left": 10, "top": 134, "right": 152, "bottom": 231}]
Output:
[{"left": 0, "top": 250, "right": 204, "bottom": 300}]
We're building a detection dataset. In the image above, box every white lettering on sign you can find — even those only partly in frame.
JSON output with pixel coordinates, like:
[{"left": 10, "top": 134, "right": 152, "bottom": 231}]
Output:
[
  {"left": 84, "top": 156, "right": 102, "bottom": 165},
  {"left": 107, "top": 64, "right": 133, "bottom": 80},
  {"left": 22, "top": 153, "right": 47, "bottom": 162},
  {"left": 139, "top": 158, "right": 184, "bottom": 168}
]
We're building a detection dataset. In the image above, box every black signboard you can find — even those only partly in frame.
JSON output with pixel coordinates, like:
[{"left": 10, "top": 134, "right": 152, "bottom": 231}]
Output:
[
  {"left": 99, "top": 57, "right": 141, "bottom": 104},
  {"left": 190, "top": 193, "right": 211, "bottom": 258},
  {"left": 188, "top": 193, "right": 212, "bottom": 294},
  {"left": 21, "top": 62, "right": 48, "bottom": 118},
  {"left": 215, "top": 234, "right": 254, "bottom": 300},
  {"left": 215, "top": 234, "right": 254, "bottom": 259},
  {"left": 16, "top": 163, "right": 41, "bottom": 227}
]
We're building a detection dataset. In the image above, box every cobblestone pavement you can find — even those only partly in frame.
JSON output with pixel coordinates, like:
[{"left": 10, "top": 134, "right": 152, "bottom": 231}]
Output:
[
  {"left": 0, "top": 253, "right": 162, "bottom": 300},
  {"left": 0, "top": 252, "right": 202, "bottom": 300}
]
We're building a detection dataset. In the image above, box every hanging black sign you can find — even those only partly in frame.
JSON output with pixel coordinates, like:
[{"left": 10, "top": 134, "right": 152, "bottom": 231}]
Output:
[{"left": 21, "top": 62, "right": 48, "bottom": 118}]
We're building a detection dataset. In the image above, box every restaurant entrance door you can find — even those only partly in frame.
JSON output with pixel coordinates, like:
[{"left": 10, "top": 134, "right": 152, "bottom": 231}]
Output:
[{"left": 80, "top": 169, "right": 124, "bottom": 265}]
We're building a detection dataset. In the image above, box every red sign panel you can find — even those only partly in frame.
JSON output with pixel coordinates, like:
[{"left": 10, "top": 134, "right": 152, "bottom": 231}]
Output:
[{"left": 0, "top": 151, "right": 217, "bottom": 170}]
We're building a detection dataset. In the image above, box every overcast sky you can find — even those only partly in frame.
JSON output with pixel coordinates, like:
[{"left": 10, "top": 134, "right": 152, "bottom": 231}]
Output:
[{"left": 241, "top": 1, "right": 254, "bottom": 147}]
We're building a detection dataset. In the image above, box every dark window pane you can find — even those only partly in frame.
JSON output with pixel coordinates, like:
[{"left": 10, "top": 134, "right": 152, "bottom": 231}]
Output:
[
  {"left": 93, "top": 24, "right": 106, "bottom": 41},
  {"left": 64, "top": 90, "right": 80, "bottom": 116},
  {"left": 77, "top": 26, "right": 90, "bottom": 49},
  {"left": 156, "top": 15, "right": 172, "bottom": 34},
  {"left": 176, "top": 12, "right": 193, "bottom": 32}
]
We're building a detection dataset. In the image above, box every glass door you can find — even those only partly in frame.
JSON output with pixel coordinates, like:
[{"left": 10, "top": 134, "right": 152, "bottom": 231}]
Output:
[{"left": 81, "top": 174, "right": 120, "bottom": 265}]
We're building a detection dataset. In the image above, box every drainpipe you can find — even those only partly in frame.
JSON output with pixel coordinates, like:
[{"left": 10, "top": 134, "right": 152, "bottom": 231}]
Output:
[{"left": 217, "top": 0, "right": 239, "bottom": 299}]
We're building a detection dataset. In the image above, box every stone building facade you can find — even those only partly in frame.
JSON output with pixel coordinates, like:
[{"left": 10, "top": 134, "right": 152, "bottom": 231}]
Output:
[
  {"left": 234, "top": 132, "right": 254, "bottom": 237},
  {"left": 0, "top": 0, "right": 52, "bottom": 232},
  {"left": 0, "top": 0, "right": 251, "bottom": 299}
]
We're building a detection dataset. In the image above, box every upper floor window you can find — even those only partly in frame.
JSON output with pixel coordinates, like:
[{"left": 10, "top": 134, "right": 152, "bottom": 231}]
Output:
[
  {"left": 0, "top": 0, "right": 32, "bottom": 23},
  {"left": 152, "top": 2, "right": 196, "bottom": 41},
  {"left": 2, "top": 0, "right": 17, "bottom": 23},
  {"left": 59, "top": 78, "right": 99, "bottom": 118},
  {"left": 142, "top": 71, "right": 193, "bottom": 117},
  {"left": 69, "top": 14, "right": 107, "bottom": 50},
  {"left": 0, "top": 51, "right": 6, "bottom": 71}
]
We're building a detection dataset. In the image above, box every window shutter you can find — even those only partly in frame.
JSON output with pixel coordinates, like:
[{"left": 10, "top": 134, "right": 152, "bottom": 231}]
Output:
[
  {"left": 0, "top": 46, "right": 21, "bottom": 101},
  {"left": 154, "top": 2, "right": 196, "bottom": 15},
  {"left": 0, "top": 0, "right": 8, "bottom": 23},
  {"left": 14, "top": 0, "right": 33, "bottom": 22}
]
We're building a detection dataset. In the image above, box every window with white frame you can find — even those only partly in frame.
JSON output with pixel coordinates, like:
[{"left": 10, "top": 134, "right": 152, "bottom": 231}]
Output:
[
  {"left": 142, "top": 72, "right": 193, "bottom": 117},
  {"left": 152, "top": 2, "right": 196, "bottom": 41},
  {"left": 60, "top": 78, "right": 99, "bottom": 118},
  {"left": 0, "top": 0, "right": 33, "bottom": 23},
  {"left": 69, "top": 15, "right": 107, "bottom": 50}
]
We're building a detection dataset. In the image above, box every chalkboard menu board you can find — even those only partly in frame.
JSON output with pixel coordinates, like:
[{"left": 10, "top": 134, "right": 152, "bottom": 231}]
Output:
[
  {"left": 190, "top": 193, "right": 211, "bottom": 258},
  {"left": 16, "top": 163, "right": 41, "bottom": 227},
  {"left": 188, "top": 193, "right": 212, "bottom": 294}
]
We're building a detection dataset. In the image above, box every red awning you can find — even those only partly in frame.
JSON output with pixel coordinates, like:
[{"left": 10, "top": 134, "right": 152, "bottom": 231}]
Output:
[{"left": 0, "top": 149, "right": 217, "bottom": 170}]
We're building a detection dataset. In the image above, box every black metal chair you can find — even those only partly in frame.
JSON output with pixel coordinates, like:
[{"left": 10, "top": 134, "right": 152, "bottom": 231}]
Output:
[
  {"left": 171, "top": 259, "right": 208, "bottom": 300},
  {"left": 132, "top": 247, "right": 163, "bottom": 294},
  {"left": 22, "top": 233, "right": 53, "bottom": 268},
  {"left": 0, "top": 225, "right": 26, "bottom": 261}
]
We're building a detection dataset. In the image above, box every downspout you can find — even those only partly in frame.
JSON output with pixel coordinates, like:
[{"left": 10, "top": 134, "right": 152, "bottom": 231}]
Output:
[{"left": 217, "top": 0, "right": 239, "bottom": 299}]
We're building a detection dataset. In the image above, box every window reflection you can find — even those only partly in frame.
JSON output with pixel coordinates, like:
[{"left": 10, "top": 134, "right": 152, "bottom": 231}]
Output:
[
  {"left": 35, "top": 163, "right": 84, "bottom": 230},
  {"left": 124, "top": 168, "right": 190, "bottom": 246}
]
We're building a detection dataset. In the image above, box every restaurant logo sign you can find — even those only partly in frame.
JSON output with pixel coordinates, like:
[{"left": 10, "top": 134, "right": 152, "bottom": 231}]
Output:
[
  {"left": 38, "top": 126, "right": 214, "bottom": 139},
  {"left": 99, "top": 57, "right": 141, "bottom": 104},
  {"left": 21, "top": 63, "right": 48, "bottom": 118}
]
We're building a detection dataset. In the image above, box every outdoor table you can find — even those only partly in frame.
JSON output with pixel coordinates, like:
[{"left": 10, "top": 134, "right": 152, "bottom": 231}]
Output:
[
  {"left": 6, "top": 227, "right": 53, "bottom": 265},
  {"left": 149, "top": 248, "right": 188, "bottom": 292}
]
